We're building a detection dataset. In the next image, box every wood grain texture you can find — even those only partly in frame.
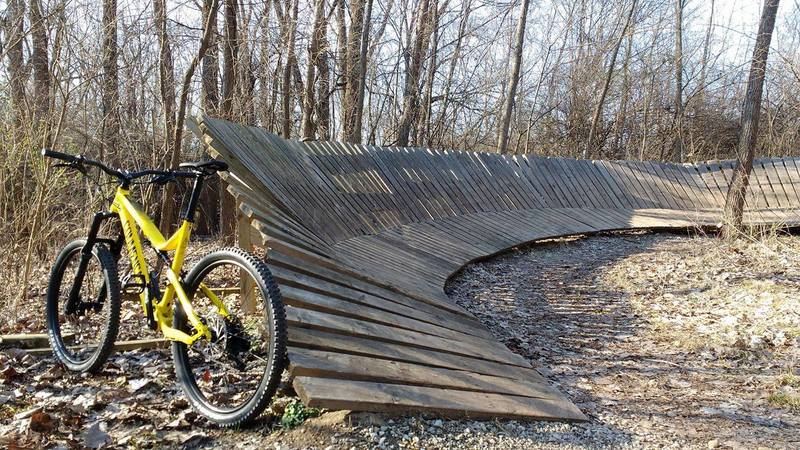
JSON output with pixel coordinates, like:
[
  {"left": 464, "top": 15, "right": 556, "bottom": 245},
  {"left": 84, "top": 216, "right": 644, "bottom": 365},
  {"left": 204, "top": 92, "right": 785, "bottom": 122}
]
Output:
[{"left": 197, "top": 115, "right": 800, "bottom": 422}]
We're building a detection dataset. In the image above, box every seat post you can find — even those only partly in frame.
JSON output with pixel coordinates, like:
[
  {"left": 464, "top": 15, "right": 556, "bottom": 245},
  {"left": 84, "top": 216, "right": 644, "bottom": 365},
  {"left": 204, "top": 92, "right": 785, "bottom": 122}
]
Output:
[{"left": 182, "top": 175, "right": 204, "bottom": 223}]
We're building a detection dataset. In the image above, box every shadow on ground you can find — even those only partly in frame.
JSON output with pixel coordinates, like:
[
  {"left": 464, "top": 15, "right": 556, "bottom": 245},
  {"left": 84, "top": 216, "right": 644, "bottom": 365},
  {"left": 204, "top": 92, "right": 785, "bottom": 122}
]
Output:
[{"left": 446, "top": 230, "right": 798, "bottom": 449}]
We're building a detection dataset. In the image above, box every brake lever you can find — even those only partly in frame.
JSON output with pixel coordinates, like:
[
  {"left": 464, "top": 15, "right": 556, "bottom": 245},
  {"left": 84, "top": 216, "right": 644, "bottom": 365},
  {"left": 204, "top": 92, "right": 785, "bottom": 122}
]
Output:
[
  {"left": 53, "top": 162, "right": 88, "bottom": 175},
  {"left": 152, "top": 174, "right": 176, "bottom": 186}
]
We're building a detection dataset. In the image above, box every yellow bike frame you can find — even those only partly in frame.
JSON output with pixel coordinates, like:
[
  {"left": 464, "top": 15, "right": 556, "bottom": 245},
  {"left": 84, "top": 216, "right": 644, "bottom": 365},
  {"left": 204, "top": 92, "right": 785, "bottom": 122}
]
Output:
[{"left": 110, "top": 187, "right": 230, "bottom": 345}]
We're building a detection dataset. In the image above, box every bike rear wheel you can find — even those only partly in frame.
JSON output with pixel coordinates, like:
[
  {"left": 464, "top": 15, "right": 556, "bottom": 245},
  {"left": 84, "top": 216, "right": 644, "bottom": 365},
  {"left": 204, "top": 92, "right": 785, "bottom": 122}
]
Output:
[
  {"left": 172, "top": 247, "right": 286, "bottom": 427},
  {"left": 45, "top": 239, "right": 121, "bottom": 373}
]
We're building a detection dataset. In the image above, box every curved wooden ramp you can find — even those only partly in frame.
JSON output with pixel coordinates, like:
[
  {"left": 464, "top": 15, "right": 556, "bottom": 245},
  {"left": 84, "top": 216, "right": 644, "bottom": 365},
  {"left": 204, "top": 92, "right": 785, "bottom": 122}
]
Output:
[{"left": 196, "top": 116, "right": 800, "bottom": 421}]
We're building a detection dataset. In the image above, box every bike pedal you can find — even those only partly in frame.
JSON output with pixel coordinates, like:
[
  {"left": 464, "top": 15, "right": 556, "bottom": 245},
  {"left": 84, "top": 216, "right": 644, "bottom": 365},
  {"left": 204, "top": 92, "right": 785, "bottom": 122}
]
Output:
[{"left": 121, "top": 274, "right": 147, "bottom": 294}]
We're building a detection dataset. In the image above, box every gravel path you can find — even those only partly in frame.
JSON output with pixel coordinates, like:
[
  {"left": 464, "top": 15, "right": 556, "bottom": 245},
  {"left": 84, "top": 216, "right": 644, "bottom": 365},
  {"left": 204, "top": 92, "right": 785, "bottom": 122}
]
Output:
[{"left": 269, "top": 231, "right": 799, "bottom": 450}]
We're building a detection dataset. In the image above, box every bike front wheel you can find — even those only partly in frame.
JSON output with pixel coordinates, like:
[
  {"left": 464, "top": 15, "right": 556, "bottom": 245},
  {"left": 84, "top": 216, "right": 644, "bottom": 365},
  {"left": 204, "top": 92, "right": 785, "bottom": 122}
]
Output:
[
  {"left": 172, "top": 247, "right": 287, "bottom": 427},
  {"left": 45, "top": 239, "right": 121, "bottom": 373}
]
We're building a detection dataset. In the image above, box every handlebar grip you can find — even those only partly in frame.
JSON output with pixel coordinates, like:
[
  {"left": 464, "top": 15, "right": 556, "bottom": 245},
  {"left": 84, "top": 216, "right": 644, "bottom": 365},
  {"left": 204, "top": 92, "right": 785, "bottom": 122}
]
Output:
[{"left": 41, "top": 148, "right": 78, "bottom": 163}]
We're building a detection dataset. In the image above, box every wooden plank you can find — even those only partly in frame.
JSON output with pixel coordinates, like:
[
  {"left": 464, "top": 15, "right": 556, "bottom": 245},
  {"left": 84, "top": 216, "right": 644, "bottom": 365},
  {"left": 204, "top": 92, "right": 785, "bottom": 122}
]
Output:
[
  {"left": 293, "top": 377, "right": 587, "bottom": 421},
  {"left": 619, "top": 161, "right": 662, "bottom": 207},
  {"left": 267, "top": 252, "right": 490, "bottom": 336},
  {"left": 589, "top": 160, "right": 636, "bottom": 209},
  {"left": 574, "top": 159, "right": 617, "bottom": 209},
  {"left": 598, "top": 161, "right": 650, "bottom": 209},
  {"left": 269, "top": 256, "right": 452, "bottom": 327},
  {"left": 651, "top": 161, "right": 692, "bottom": 210},
  {"left": 631, "top": 161, "right": 674, "bottom": 209},
  {"left": 26, "top": 339, "right": 168, "bottom": 356},
  {"left": 287, "top": 308, "right": 531, "bottom": 367},
  {"left": 0, "top": 333, "right": 72, "bottom": 348},
  {"left": 289, "top": 327, "right": 539, "bottom": 381},
  {"left": 695, "top": 162, "right": 726, "bottom": 209},
  {"left": 499, "top": 153, "right": 547, "bottom": 208},
  {"left": 288, "top": 348, "right": 561, "bottom": 399},
  {"left": 405, "top": 147, "right": 463, "bottom": 216},
  {"left": 516, "top": 155, "right": 558, "bottom": 207},
  {"left": 763, "top": 159, "right": 792, "bottom": 208},
  {"left": 776, "top": 159, "right": 800, "bottom": 207},
  {"left": 541, "top": 158, "right": 589, "bottom": 208},
  {"left": 463, "top": 151, "right": 517, "bottom": 211},
  {"left": 480, "top": 153, "right": 533, "bottom": 209},
  {"left": 281, "top": 286, "right": 506, "bottom": 349},
  {"left": 683, "top": 164, "right": 719, "bottom": 209},
  {"left": 443, "top": 150, "right": 500, "bottom": 213}
]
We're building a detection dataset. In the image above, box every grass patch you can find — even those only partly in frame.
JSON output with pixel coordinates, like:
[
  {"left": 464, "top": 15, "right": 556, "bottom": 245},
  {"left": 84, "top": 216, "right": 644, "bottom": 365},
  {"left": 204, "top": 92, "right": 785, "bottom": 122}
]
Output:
[
  {"left": 767, "top": 392, "right": 800, "bottom": 410},
  {"left": 280, "top": 398, "right": 322, "bottom": 428},
  {"left": 777, "top": 373, "right": 800, "bottom": 389}
]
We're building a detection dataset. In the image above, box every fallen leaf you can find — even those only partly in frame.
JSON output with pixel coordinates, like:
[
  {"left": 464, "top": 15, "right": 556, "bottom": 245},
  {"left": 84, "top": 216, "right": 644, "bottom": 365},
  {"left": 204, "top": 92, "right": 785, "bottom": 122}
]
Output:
[
  {"left": 128, "top": 378, "right": 150, "bottom": 392},
  {"left": 83, "top": 422, "right": 112, "bottom": 449},
  {"left": 28, "top": 410, "right": 55, "bottom": 433}
]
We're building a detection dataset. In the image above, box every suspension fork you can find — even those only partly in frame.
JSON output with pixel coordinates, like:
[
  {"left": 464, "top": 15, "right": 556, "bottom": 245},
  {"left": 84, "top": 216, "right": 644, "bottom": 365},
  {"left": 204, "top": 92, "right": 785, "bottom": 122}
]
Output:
[{"left": 65, "top": 211, "right": 116, "bottom": 315}]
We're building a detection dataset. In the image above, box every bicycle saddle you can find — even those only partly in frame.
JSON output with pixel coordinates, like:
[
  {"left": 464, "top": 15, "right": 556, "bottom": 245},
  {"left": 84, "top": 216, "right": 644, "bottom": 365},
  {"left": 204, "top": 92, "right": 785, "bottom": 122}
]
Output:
[{"left": 179, "top": 160, "right": 229, "bottom": 173}]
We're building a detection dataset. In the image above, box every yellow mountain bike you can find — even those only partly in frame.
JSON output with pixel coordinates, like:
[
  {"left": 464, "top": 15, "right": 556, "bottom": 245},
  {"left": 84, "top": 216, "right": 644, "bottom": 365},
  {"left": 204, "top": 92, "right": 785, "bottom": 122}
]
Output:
[{"left": 42, "top": 149, "right": 286, "bottom": 427}]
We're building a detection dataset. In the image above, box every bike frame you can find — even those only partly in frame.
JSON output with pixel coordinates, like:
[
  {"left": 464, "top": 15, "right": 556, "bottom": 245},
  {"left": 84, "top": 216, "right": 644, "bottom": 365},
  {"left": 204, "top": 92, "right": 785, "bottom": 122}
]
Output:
[{"left": 77, "top": 185, "right": 231, "bottom": 345}]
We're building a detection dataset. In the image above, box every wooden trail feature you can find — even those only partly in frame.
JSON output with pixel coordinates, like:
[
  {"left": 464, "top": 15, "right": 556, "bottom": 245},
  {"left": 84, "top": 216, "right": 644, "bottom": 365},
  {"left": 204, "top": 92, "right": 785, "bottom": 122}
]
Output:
[{"left": 196, "top": 116, "right": 800, "bottom": 421}]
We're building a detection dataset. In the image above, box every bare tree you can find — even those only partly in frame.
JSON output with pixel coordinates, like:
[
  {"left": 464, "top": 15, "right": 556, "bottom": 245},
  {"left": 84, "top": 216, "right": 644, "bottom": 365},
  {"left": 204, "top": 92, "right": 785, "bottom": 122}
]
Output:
[
  {"left": 29, "top": 0, "right": 51, "bottom": 138},
  {"left": 586, "top": 0, "right": 637, "bottom": 159},
  {"left": 4, "top": 0, "right": 27, "bottom": 128},
  {"left": 697, "top": 0, "right": 715, "bottom": 105},
  {"left": 496, "top": 0, "right": 531, "bottom": 154},
  {"left": 314, "top": 1, "right": 332, "bottom": 141},
  {"left": 340, "top": 0, "right": 369, "bottom": 143},
  {"left": 433, "top": 0, "right": 471, "bottom": 146},
  {"left": 157, "top": 0, "right": 221, "bottom": 232},
  {"left": 396, "top": 0, "right": 434, "bottom": 147},
  {"left": 672, "top": 0, "right": 684, "bottom": 161},
  {"left": 218, "top": 0, "right": 238, "bottom": 237},
  {"left": 722, "top": 0, "right": 780, "bottom": 237},
  {"left": 281, "top": 0, "right": 299, "bottom": 138},
  {"left": 101, "top": 0, "right": 120, "bottom": 161},
  {"left": 201, "top": 0, "right": 220, "bottom": 115},
  {"left": 300, "top": 0, "right": 328, "bottom": 140},
  {"left": 221, "top": 0, "right": 238, "bottom": 119}
]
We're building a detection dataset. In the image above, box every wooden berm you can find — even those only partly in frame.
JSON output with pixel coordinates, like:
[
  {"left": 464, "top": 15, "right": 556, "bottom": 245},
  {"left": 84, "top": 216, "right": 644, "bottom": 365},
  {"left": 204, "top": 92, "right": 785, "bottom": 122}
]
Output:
[{"left": 195, "top": 116, "right": 800, "bottom": 421}]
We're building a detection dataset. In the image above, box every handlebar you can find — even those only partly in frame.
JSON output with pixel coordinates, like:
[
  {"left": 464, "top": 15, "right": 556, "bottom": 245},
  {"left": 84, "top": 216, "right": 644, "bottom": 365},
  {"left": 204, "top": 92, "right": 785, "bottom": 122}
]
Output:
[{"left": 42, "top": 148, "right": 205, "bottom": 185}]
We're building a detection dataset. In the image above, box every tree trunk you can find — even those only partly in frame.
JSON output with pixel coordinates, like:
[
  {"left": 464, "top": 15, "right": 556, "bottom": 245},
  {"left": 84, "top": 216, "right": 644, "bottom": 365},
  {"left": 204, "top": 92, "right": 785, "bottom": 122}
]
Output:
[
  {"left": 154, "top": 0, "right": 178, "bottom": 231},
  {"left": 101, "top": 0, "right": 120, "bottom": 162},
  {"left": 698, "top": 0, "right": 715, "bottom": 107},
  {"left": 4, "top": 0, "right": 27, "bottom": 128},
  {"left": 354, "top": 0, "right": 373, "bottom": 141},
  {"left": 341, "top": 0, "right": 367, "bottom": 143},
  {"left": 300, "top": 0, "right": 327, "bottom": 140},
  {"left": 29, "top": 0, "right": 51, "bottom": 141},
  {"left": 585, "top": 0, "right": 637, "bottom": 159},
  {"left": 257, "top": 0, "right": 272, "bottom": 128},
  {"left": 396, "top": 0, "right": 434, "bottom": 147},
  {"left": 496, "top": 0, "right": 531, "bottom": 154},
  {"left": 613, "top": 24, "right": 634, "bottom": 158},
  {"left": 722, "top": 0, "right": 780, "bottom": 238},
  {"left": 315, "top": 13, "right": 332, "bottom": 141},
  {"left": 281, "top": 0, "right": 299, "bottom": 138},
  {"left": 672, "top": 0, "right": 684, "bottom": 161},
  {"left": 219, "top": 0, "right": 238, "bottom": 237},
  {"left": 158, "top": 0, "right": 220, "bottom": 233},
  {"left": 201, "top": 0, "right": 220, "bottom": 115},
  {"left": 417, "top": 0, "right": 442, "bottom": 147},
  {"left": 221, "top": 0, "right": 238, "bottom": 119}
]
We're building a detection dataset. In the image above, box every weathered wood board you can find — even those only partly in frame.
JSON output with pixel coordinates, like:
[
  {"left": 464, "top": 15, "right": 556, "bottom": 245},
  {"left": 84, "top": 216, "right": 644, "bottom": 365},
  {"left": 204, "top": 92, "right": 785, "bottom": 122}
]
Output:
[{"left": 196, "top": 115, "right": 800, "bottom": 422}]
